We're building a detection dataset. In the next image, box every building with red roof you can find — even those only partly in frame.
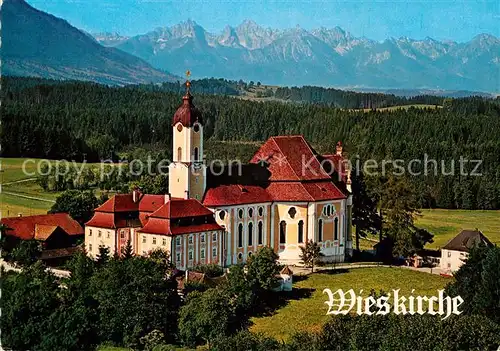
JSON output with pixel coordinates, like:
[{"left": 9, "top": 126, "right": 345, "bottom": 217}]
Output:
[
  {"left": 85, "top": 86, "right": 353, "bottom": 268},
  {"left": 1, "top": 213, "right": 84, "bottom": 262}
]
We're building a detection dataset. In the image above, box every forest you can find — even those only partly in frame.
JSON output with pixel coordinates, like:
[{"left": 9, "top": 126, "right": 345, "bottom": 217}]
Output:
[
  {"left": 2, "top": 242, "right": 500, "bottom": 350},
  {"left": 273, "top": 85, "right": 445, "bottom": 108},
  {"left": 2, "top": 76, "right": 500, "bottom": 210}
]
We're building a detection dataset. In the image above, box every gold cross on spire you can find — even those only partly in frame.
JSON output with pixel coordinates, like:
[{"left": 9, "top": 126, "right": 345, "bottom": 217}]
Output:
[{"left": 185, "top": 70, "right": 191, "bottom": 94}]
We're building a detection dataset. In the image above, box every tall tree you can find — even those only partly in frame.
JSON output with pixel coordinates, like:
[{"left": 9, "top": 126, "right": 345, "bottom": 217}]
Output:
[
  {"left": 351, "top": 167, "right": 381, "bottom": 251},
  {"left": 374, "top": 176, "right": 432, "bottom": 258},
  {"left": 121, "top": 239, "right": 134, "bottom": 259},
  {"left": 1, "top": 262, "right": 60, "bottom": 350},
  {"left": 10, "top": 239, "right": 42, "bottom": 266},
  {"left": 178, "top": 288, "right": 234, "bottom": 347},
  {"left": 300, "top": 240, "right": 322, "bottom": 273},
  {"left": 246, "top": 247, "right": 280, "bottom": 292},
  {"left": 96, "top": 245, "right": 110, "bottom": 266},
  {"left": 89, "top": 257, "right": 181, "bottom": 348},
  {"left": 50, "top": 190, "right": 100, "bottom": 224},
  {"left": 446, "top": 245, "right": 500, "bottom": 324}
]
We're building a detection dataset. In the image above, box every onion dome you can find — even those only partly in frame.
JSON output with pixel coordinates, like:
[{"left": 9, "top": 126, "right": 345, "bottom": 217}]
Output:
[{"left": 172, "top": 74, "right": 203, "bottom": 127}]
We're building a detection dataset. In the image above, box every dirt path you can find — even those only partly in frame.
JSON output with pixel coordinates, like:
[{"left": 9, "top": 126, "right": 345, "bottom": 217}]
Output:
[
  {"left": 1, "top": 259, "right": 70, "bottom": 278},
  {"left": 1, "top": 178, "right": 38, "bottom": 186},
  {"left": 1, "top": 191, "right": 56, "bottom": 203}
]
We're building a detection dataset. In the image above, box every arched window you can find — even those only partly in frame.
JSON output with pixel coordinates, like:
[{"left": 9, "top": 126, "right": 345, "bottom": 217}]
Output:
[
  {"left": 334, "top": 217, "right": 339, "bottom": 240},
  {"left": 298, "top": 220, "right": 304, "bottom": 243},
  {"left": 279, "top": 221, "right": 286, "bottom": 244},
  {"left": 288, "top": 207, "right": 297, "bottom": 219},
  {"left": 248, "top": 208, "right": 253, "bottom": 218},
  {"left": 318, "top": 219, "right": 323, "bottom": 242},
  {"left": 194, "top": 147, "right": 199, "bottom": 162},
  {"left": 258, "top": 206, "right": 264, "bottom": 217},
  {"left": 248, "top": 222, "right": 253, "bottom": 246},
  {"left": 238, "top": 223, "right": 243, "bottom": 248},
  {"left": 177, "top": 147, "right": 182, "bottom": 161},
  {"left": 218, "top": 210, "right": 226, "bottom": 220},
  {"left": 258, "top": 221, "right": 263, "bottom": 245}
]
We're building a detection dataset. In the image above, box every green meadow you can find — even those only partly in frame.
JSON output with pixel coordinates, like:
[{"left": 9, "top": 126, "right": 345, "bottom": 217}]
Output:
[
  {"left": 0, "top": 158, "right": 115, "bottom": 217},
  {"left": 416, "top": 209, "right": 500, "bottom": 248},
  {"left": 250, "top": 267, "right": 450, "bottom": 341}
]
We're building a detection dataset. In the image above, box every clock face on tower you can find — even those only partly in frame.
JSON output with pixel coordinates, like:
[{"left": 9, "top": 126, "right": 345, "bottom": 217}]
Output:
[{"left": 177, "top": 124, "right": 183, "bottom": 132}]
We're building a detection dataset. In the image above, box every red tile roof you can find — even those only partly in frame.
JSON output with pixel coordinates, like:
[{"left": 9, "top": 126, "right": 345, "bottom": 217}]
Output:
[
  {"left": 94, "top": 194, "right": 137, "bottom": 213},
  {"left": 204, "top": 136, "right": 348, "bottom": 206},
  {"left": 138, "top": 195, "right": 166, "bottom": 212},
  {"left": 138, "top": 198, "right": 222, "bottom": 235},
  {"left": 95, "top": 194, "right": 166, "bottom": 213},
  {"left": 265, "top": 182, "right": 314, "bottom": 202},
  {"left": 149, "top": 198, "right": 214, "bottom": 219},
  {"left": 266, "top": 181, "right": 346, "bottom": 202},
  {"left": 138, "top": 217, "right": 223, "bottom": 236},
  {"left": 301, "top": 181, "right": 346, "bottom": 201},
  {"left": 137, "top": 218, "right": 169, "bottom": 235},
  {"left": 92, "top": 195, "right": 222, "bottom": 236},
  {"left": 250, "top": 136, "right": 331, "bottom": 181},
  {"left": 88, "top": 194, "right": 169, "bottom": 228},
  {"left": 1, "top": 213, "right": 83, "bottom": 240},
  {"left": 85, "top": 212, "right": 119, "bottom": 229},
  {"left": 203, "top": 184, "right": 273, "bottom": 206},
  {"left": 34, "top": 224, "right": 58, "bottom": 241}
]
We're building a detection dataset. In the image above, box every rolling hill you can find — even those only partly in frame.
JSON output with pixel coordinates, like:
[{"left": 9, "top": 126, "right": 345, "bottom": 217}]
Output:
[{"left": 1, "top": 0, "right": 177, "bottom": 85}]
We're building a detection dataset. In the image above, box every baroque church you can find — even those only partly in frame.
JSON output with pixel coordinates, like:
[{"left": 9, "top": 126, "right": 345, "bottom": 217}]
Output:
[{"left": 85, "top": 84, "right": 353, "bottom": 269}]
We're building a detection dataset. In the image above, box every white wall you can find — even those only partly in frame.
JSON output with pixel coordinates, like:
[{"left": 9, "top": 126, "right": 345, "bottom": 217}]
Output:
[{"left": 440, "top": 249, "right": 468, "bottom": 273}]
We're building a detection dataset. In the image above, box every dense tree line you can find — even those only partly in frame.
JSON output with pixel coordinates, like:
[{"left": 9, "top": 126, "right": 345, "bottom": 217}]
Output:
[
  {"left": 1, "top": 251, "right": 181, "bottom": 351},
  {"left": 274, "top": 85, "right": 446, "bottom": 108},
  {"left": 2, "top": 77, "right": 500, "bottom": 209},
  {"left": 2, "top": 242, "right": 499, "bottom": 350},
  {"left": 0, "top": 245, "right": 281, "bottom": 350},
  {"left": 137, "top": 77, "right": 241, "bottom": 96},
  {"left": 209, "top": 314, "right": 500, "bottom": 351}
]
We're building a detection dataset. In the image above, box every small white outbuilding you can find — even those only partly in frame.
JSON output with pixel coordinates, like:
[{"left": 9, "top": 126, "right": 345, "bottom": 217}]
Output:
[{"left": 279, "top": 265, "right": 294, "bottom": 291}]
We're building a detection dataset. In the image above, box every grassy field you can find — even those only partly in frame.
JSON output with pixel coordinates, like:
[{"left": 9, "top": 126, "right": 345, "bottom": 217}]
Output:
[
  {"left": 250, "top": 267, "right": 450, "bottom": 341},
  {"left": 356, "top": 104, "right": 442, "bottom": 112},
  {"left": 416, "top": 209, "right": 500, "bottom": 249},
  {"left": 355, "top": 209, "right": 500, "bottom": 251},
  {"left": 0, "top": 157, "right": 116, "bottom": 217},
  {"left": 1, "top": 157, "right": 42, "bottom": 183},
  {"left": 1, "top": 158, "right": 57, "bottom": 216},
  {"left": 0, "top": 193, "right": 52, "bottom": 216}
]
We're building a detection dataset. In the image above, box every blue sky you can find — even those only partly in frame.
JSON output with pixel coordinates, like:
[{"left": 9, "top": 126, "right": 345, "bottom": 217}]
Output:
[{"left": 27, "top": 0, "right": 499, "bottom": 42}]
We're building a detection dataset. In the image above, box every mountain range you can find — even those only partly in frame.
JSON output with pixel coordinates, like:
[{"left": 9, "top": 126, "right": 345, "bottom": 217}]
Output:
[
  {"left": 1, "top": 0, "right": 177, "bottom": 85},
  {"left": 2, "top": 0, "right": 498, "bottom": 92},
  {"left": 95, "top": 20, "right": 500, "bottom": 92}
]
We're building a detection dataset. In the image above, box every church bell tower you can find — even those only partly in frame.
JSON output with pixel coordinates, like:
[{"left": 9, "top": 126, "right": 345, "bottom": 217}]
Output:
[{"left": 168, "top": 72, "right": 206, "bottom": 200}]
